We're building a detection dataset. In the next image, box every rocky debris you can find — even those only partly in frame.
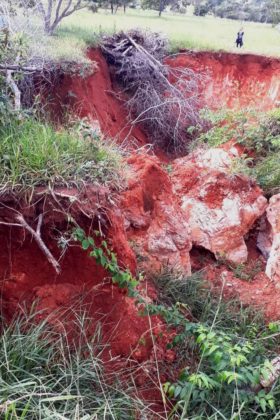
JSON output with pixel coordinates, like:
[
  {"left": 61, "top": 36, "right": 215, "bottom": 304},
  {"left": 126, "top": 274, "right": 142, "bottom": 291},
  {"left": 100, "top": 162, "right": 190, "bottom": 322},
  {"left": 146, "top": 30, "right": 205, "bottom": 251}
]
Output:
[
  {"left": 257, "top": 216, "right": 273, "bottom": 259},
  {"left": 171, "top": 147, "right": 267, "bottom": 264},
  {"left": 260, "top": 356, "right": 280, "bottom": 388},
  {"left": 121, "top": 154, "right": 192, "bottom": 274},
  {"left": 264, "top": 194, "right": 280, "bottom": 283}
]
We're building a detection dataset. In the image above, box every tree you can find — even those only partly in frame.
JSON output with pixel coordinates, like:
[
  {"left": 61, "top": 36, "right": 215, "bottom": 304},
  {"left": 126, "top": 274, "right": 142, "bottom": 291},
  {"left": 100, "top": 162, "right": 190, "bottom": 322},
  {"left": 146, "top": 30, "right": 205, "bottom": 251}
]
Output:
[
  {"left": 34, "top": 0, "right": 89, "bottom": 34},
  {"left": 268, "top": 0, "right": 280, "bottom": 24},
  {"left": 142, "top": 0, "right": 170, "bottom": 16}
]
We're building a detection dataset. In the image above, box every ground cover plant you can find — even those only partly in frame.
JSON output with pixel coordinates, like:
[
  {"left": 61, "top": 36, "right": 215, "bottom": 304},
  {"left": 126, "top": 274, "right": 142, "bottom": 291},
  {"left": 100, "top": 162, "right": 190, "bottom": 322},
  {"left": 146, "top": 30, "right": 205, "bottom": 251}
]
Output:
[
  {"left": 0, "top": 116, "right": 122, "bottom": 195},
  {"left": 0, "top": 311, "right": 154, "bottom": 419},
  {"left": 73, "top": 230, "right": 280, "bottom": 419},
  {"left": 193, "top": 108, "right": 280, "bottom": 194}
]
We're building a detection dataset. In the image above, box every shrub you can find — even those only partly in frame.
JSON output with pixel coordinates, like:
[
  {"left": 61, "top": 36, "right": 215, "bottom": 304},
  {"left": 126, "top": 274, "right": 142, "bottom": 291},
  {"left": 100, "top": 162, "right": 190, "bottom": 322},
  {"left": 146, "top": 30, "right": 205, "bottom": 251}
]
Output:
[{"left": 151, "top": 271, "right": 280, "bottom": 418}]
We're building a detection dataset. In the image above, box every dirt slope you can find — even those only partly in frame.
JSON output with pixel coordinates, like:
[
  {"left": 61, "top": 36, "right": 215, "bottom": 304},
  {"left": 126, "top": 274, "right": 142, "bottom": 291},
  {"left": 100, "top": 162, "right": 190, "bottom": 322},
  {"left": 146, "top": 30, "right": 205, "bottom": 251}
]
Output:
[
  {"left": 51, "top": 49, "right": 148, "bottom": 147},
  {"left": 166, "top": 51, "right": 280, "bottom": 110}
]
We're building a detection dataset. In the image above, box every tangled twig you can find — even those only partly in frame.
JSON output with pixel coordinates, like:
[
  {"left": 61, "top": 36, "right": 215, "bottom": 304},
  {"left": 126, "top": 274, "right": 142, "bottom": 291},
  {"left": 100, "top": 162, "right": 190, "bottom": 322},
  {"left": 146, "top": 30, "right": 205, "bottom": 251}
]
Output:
[
  {"left": 101, "top": 29, "right": 205, "bottom": 154},
  {"left": 0, "top": 213, "right": 61, "bottom": 274}
]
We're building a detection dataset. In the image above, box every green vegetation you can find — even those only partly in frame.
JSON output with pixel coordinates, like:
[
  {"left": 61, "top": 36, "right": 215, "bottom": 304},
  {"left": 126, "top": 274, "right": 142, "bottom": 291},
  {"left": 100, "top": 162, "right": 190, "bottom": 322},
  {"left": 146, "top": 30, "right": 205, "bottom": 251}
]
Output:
[
  {"left": 150, "top": 272, "right": 280, "bottom": 418},
  {"left": 57, "top": 8, "right": 280, "bottom": 57},
  {"left": 194, "top": 0, "right": 278, "bottom": 24},
  {"left": 0, "top": 312, "right": 151, "bottom": 419},
  {"left": 73, "top": 228, "right": 140, "bottom": 296},
  {"left": 74, "top": 231, "right": 280, "bottom": 419},
  {"left": 0, "top": 117, "right": 122, "bottom": 194},
  {"left": 194, "top": 108, "right": 280, "bottom": 193}
]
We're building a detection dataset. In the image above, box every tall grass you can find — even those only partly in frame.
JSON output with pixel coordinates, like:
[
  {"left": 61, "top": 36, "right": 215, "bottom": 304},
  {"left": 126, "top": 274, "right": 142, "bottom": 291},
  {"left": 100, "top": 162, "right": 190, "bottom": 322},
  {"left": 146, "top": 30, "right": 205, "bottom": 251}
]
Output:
[
  {"left": 0, "top": 311, "right": 153, "bottom": 419},
  {"left": 0, "top": 117, "right": 122, "bottom": 194}
]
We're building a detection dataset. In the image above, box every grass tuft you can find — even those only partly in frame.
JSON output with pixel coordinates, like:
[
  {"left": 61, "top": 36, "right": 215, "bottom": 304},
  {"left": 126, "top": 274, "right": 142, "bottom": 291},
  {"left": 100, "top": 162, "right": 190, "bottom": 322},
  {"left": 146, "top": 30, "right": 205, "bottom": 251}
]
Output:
[
  {"left": 0, "top": 117, "right": 123, "bottom": 194},
  {"left": 0, "top": 311, "right": 151, "bottom": 419}
]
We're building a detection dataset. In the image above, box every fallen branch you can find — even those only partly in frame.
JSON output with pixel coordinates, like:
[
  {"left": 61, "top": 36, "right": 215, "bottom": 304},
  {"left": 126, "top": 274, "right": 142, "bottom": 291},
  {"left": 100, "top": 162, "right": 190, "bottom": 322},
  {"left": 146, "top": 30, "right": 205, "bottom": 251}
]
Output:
[
  {"left": 0, "top": 64, "right": 42, "bottom": 72},
  {"left": 15, "top": 214, "right": 61, "bottom": 274},
  {"left": 6, "top": 70, "right": 21, "bottom": 111},
  {"left": 0, "top": 214, "right": 61, "bottom": 274},
  {"left": 101, "top": 29, "right": 204, "bottom": 154}
]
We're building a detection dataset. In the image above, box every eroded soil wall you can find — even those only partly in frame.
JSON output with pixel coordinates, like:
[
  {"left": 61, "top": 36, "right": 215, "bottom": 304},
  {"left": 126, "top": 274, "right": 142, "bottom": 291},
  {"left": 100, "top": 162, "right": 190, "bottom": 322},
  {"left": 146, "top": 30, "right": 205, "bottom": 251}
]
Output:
[{"left": 166, "top": 51, "right": 280, "bottom": 110}]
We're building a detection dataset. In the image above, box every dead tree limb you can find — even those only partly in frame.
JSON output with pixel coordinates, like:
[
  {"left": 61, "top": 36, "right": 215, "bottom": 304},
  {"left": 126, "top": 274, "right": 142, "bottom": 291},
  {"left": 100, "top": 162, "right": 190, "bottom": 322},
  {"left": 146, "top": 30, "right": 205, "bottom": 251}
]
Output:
[
  {"left": 6, "top": 70, "right": 21, "bottom": 111},
  {"left": 0, "top": 64, "right": 42, "bottom": 72},
  {"left": 101, "top": 30, "right": 205, "bottom": 154},
  {"left": 0, "top": 213, "right": 61, "bottom": 274},
  {"left": 15, "top": 214, "right": 61, "bottom": 274}
]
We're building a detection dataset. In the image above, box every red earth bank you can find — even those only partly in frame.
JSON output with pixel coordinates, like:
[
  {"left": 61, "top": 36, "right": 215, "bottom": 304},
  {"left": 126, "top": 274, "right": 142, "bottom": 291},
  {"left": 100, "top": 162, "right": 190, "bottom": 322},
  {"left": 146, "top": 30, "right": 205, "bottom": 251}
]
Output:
[
  {"left": 50, "top": 49, "right": 148, "bottom": 147},
  {"left": 2, "top": 48, "right": 280, "bottom": 413},
  {"left": 166, "top": 51, "right": 280, "bottom": 110}
]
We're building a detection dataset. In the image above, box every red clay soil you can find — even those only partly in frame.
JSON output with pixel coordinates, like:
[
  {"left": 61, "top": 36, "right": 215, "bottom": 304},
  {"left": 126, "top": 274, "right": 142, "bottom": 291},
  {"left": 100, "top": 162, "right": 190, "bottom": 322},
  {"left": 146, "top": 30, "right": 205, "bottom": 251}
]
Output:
[
  {"left": 191, "top": 238, "right": 280, "bottom": 322},
  {"left": 50, "top": 49, "right": 148, "bottom": 147},
  {"left": 166, "top": 51, "right": 280, "bottom": 110}
]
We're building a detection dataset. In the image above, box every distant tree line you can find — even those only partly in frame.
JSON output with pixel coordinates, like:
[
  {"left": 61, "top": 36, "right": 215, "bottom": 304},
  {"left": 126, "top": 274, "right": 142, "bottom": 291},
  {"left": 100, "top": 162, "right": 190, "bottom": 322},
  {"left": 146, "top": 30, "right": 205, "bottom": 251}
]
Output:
[{"left": 193, "top": 0, "right": 280, "bottom": 24}]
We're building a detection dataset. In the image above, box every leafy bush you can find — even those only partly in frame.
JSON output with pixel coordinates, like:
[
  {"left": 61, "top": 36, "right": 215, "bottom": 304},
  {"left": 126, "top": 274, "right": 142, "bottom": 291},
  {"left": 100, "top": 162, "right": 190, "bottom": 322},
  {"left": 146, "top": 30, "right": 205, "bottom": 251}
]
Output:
[
  {"left": 0, "top": 116, "right": 122, "bottom": 194},
  {"left": 151, "top": 271, "right": 280, "bottom": 418}
]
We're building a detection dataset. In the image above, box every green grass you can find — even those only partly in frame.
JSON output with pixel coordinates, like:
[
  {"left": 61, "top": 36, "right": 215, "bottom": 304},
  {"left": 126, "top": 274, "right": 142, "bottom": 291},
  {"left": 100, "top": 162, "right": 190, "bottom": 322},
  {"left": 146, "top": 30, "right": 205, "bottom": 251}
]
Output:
[
  {"left": 0, "top": 311, "right": 152, "bottom": 419},
  {"left": 55, "top": 8, "right": 280, "bottom": 58},
  {"left": 0, "top": 117, "right": 122, "bottom": 194}
]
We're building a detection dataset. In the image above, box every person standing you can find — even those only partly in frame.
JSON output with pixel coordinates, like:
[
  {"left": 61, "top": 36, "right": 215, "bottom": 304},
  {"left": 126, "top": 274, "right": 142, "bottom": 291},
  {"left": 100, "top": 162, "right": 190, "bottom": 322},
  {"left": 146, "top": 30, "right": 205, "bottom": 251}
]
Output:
[{"left": 236, "top": 28, "right": 244, "bottom": 48}]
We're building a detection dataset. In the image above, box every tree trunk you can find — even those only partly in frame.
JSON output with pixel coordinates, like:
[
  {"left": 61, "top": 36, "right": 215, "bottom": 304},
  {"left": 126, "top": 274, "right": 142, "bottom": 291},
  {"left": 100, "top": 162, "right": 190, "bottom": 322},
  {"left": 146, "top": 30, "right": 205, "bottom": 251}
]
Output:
[
  {"left": 159, "top": 0, "right": 164, "bottom": 16},
  {"left": 111, "top": 1, "right": 114, "bottom": 14}
]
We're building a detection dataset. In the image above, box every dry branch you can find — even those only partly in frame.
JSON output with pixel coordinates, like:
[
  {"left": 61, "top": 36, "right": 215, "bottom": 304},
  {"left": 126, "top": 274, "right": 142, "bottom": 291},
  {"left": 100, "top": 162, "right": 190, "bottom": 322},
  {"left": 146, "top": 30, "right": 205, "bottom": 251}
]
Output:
[
  {"left": 0, "top": 214, "right": 61, "bottom": 274},
  {"left": 0, "top": 64, "right": 42, "bottom": 72},
  {"left": 101, "top": 29, "right": 205, "bottom": 154},
  {"left": 15, "top": 214, "right": 61, "bottom": 274},
  {"left": 6, "top": 70, "right": 21, "bottom": 110}
]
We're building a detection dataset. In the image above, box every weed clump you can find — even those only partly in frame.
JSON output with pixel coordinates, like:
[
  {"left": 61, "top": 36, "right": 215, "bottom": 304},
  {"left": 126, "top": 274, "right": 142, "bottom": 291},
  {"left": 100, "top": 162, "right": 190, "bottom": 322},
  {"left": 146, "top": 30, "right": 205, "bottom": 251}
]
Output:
[
  {"left": 0, "top": 116, "right": 122, "bottom": 194},
  {"left": 0, "top": 313, "right": 150, "bottom": 419}
]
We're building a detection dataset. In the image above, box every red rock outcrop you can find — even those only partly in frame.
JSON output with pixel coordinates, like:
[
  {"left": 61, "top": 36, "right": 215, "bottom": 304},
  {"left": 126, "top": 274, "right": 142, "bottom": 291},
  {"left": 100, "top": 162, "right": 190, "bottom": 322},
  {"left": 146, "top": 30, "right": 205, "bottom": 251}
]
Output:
[
  {"left": 171, "top": 147, "right": 267, "bottom": 263},
  {"left": 121, "top": 154, "right": 192, "bottom": 274}
]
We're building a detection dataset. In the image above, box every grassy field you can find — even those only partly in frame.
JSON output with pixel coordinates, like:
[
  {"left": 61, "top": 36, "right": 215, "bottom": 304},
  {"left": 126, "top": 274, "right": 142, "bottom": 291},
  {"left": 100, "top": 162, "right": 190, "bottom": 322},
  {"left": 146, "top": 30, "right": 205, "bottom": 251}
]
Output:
[{"left": 53, "top": 8, "right": 280, "bottom": 60}]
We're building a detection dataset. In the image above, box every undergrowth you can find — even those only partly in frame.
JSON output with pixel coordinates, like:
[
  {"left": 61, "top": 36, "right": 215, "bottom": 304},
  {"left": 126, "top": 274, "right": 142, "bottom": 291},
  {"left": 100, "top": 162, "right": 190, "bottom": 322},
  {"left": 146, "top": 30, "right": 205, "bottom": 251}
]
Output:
[
  {"left": 193, "top": 108, "right": 280, "bottom": 193},
  {"left": 151, "top": 271, "right": 280, "bottom": 419},
  {"left": 0, "top": 311, "right": 152, "bottom": 419},
  {"left": 74, "top": 230, "right": 280, "bottom": 419},
  {"left": 0, "top": 116, "right": 122, "bottom": 194}
]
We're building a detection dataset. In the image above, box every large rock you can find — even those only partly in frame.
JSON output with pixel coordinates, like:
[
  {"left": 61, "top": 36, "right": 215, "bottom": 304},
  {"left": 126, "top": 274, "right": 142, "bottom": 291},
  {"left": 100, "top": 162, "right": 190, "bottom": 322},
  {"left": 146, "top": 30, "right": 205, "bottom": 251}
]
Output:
[
  {"left": 265, "top": 194, "right": 280, "bottom": 282},
  {"left": 121, "top": 154, "right": 192, "bottom": 274},
  {"left": 171, "top": 147, "right": 267, "bottom": 264}
]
